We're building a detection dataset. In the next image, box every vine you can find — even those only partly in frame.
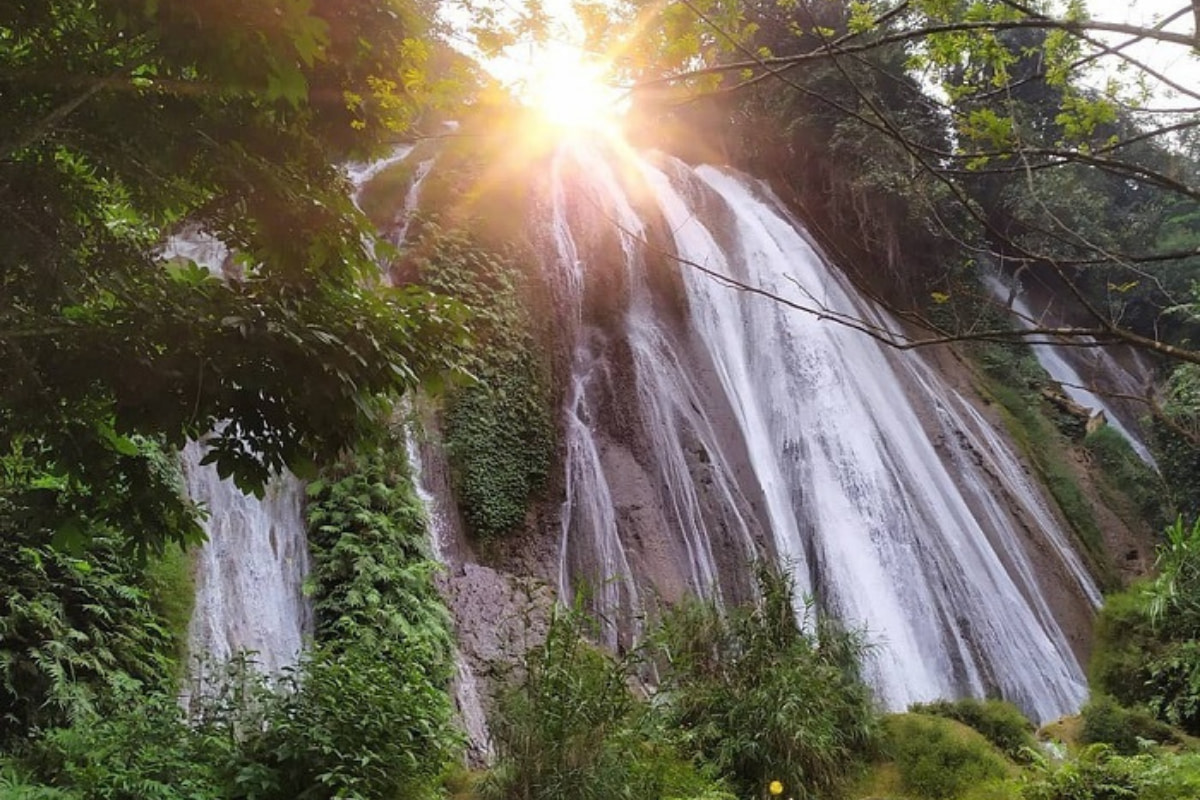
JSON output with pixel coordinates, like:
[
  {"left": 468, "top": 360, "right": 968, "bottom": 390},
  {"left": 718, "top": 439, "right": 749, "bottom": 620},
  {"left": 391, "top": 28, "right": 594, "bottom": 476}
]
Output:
[{"left": 404, "top": 220, "right": 555, "bottom": 540}]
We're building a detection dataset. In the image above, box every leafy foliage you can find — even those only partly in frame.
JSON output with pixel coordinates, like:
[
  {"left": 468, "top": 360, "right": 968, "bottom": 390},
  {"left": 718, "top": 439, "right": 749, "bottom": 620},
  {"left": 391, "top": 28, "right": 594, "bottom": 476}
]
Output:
[
  {"left": 404, "top": 221, "right": 554, "bottom": 540},
  {"left": 28, "top": 686, "right": 232, "bottom": 800},
  {"left": 481, "top": 607, "right": 735, "bottom": 800},
  {"left": 1080, "top": 695, "right": 1181, "bottom": 756},
  {"left": 230, "top": 643, "right": 457, "bottom": 800},
  {"left": 299, "top": 433, "right": 460, "bottom": 796},
  {"left": 1021, "top": 745, "right": 1200, "bottom": 800},
  {"left": 909, "top": 698, "right": 1037, "bottom": 763},
  {"left": 885, "top": 713, "right": 1010, "bottom": 800},
  {"left": 0, "top": 0, "right": 468, "bottom": 553},
  {"left": 305, "top": 434, "right": 454, "bottom": 666},
  {"left": 5, "top": 430, "right": 461, "bottom": 799},
  {"left": 0, "top": 519, "right": 175, "bottom": 745},
  {"left": 1153, "top": 365, "right": 1200, "bottom": 520},
  {"left": 650, "top": 568, "right": 880, "bottom": 800},
  {"left": 1091, "top": 517, "right": 1200, "bottom": 736}
]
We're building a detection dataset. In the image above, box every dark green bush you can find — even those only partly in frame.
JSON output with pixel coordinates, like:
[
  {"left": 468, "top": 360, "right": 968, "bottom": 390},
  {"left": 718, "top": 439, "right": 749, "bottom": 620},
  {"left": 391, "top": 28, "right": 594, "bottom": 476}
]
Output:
[
  {"left": 232, "top": 642, "right": 457, "bottom": 800},
  {"left": 650, "top": 569, "right": 880, "bottom": 800},
  {"left": 1092, "top": 517, "right": 1200, "bottom": 736},
  {"left": 1081, "top": 695, "right": 1179, "bottom": 755},
  {"left": 887, "top": 714, "right": 1009, "bottom": 799},
  {"left": 27, "top": 685, "right": 231, "bottom": 800},
  {"left": 481, "top": 608, "right": 734, "bottom": 800},
  {"left": 0, "top": 531, "right": 175, "bottom": 745},
  {"left": 910, "top": 698, "right": 1037, "bottom": 762}
]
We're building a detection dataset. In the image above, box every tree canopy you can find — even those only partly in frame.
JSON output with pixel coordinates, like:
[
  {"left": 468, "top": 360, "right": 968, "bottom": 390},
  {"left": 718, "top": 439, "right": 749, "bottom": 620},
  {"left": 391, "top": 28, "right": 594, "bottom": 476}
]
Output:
[{"left": 1, "top": 0, "right": 469, "bottom": 553}]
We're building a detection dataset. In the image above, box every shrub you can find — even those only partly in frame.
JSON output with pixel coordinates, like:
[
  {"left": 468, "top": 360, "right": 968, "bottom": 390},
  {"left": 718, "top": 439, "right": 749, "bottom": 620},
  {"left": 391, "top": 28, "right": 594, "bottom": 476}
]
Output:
[
  {"left": 1081, "top": 695, "right": 1179, "bottom": 755},
  {"left": 650, "top": 569, "right": 880, "bottom": 800},
  {"left": 1092, "top": 517, "right": 1200, "bottom": 736},
  {"left": 305, "top": 440, "right": 454, "bottom": 665},
  {"left": 887, "top": 714, "right": 1010, "bottom": 799},
  {"left": 1021, "top": 745, "right": 1200, "bottom": 800},
  {"left": 232, "top": 642, "right": 459, "bottom": 800},
  {"left": 26, "top": 684, "right": 231, "bottom": 800},
  {"left": 910, "top": 698, "right": 1037, "bottom": 762},
  {"left": 481, "top": 608, "right": 734, "bottom": 800},
  {"left": 0, "top": 531, "right": 175, "bottom": 744}
]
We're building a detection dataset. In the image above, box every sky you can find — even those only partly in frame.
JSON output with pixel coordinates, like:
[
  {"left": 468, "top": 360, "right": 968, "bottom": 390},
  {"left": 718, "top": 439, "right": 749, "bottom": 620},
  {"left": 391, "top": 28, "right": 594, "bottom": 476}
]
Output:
[
  {"left": 1086, "top": 0, "right": 1199, "bottom": 109},
  {"left": 458, "top": 0, "right": 1199, "bottom": 114}
]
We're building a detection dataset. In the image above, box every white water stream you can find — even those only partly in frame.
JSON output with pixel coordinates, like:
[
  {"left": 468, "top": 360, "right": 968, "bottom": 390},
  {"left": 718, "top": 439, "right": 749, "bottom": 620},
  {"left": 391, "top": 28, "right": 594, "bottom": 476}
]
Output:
[
  {"left": 550, "top": 144, "right": 1100, "bottom": 722},
  {"left": 181, "top": 442, "right": 311, "bottom": 690},
  {"left": 985, "top": 277, "right": 1156, "bottom": 467}
]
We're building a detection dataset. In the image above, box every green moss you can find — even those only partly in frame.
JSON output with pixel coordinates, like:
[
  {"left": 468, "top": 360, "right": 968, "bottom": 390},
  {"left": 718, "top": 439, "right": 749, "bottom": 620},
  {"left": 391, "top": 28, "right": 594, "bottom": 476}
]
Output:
[
  {"left": 910, "top": 698, "right": 1037, "bottom": 762},
  {"left": 405, "top": 221, "right": 555, "bottom": 540},
  {"left": 965, "top": 329, "right": 1117, "bottom": 586},
  {"left": 874, "top": 713, "right": 1017, "bottom": 800},
  {"left": 985, "top": 377, "right": 1110, "bottom": 580},
  {"left": 141, "top": 542, "right": 195, "bottom": 671},
  {"left": 1084, "top": 426, "right": 1169, "bottom": 532}
]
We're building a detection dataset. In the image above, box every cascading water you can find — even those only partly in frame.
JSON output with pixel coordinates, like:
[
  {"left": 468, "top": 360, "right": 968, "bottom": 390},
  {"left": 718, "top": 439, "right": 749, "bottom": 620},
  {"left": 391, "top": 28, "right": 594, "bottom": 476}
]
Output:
[
  {"left": 552, "top": 144, "right": 761, "bottom": 649},
  {"left": 985, "top": 277, "right": 1157, "bottom": 467},
  {"left": 160, "top": 230, "right": 315, "bottom": 689},
  {"left": 181, "top": 442, "right": 312, "bottom": 690},
  {"left": 177, "top": 145, "right": 433, "bottom": 686},
  {"left": 548, "top": 142, "right": 1099, "bottom": 722},
  {"left": 405, "top": 424, "right": 495, "bottom": 764}
]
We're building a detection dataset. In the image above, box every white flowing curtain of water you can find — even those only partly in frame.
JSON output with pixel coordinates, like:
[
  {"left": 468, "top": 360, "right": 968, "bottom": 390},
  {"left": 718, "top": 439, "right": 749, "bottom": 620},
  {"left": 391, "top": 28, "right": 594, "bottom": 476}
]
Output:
[
  {"left": 182, "top": 442, "right": 312, "bottom": 688},
  {"left": 549, "top": 142, "right": 1094, "bottom": 722},
  {"left": 551, "top": 144, "right": 761, "bottom": 648},
  {"left": 984, "top": 277, "right": 1156, "bottom": 467},
  {"left": 404, "top": 424, "right": 495, "bottom": 763}
]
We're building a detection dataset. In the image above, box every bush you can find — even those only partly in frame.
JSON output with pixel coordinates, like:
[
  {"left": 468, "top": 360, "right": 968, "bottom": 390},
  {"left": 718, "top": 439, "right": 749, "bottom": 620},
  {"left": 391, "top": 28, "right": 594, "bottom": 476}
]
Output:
[
  {"left": 0, "top": 531, "right": 175, "bottom": 745},
  {"left": 1022, "top": 745, "right": 1200, "bottom": 800},
  {"left": 650, "top": 569, "right": 880, "bottom": 800},
  {"left": 887, "top": 714, "right": 1010, "bottom": 799},
  {"left": 910, "top": 698, "right": 1037, "bottom": 762},
  {"left": 1081, "top": 696, "right": 1179, "bottom": 755},
  {"left": 305, "top": 440, "right": 454, "bottom": 664},
  {"left": 481, "top": 608, "right": 734, "bottom": 800},
  {"left": 26, "top": 685, "right": 231, "bottom": 800},
  {"left": 1092, "top": 517, "right": 1200, "bottom": 736},
  {"left": 232, "top": 642, "right": 458, "bottom": 800}
]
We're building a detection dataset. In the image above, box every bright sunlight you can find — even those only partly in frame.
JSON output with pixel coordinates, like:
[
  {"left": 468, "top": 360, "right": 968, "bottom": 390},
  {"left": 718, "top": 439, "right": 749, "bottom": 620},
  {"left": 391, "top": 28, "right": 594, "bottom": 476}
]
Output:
[{"left": 517, "top": 43, "right": 626, "bottom": 133}]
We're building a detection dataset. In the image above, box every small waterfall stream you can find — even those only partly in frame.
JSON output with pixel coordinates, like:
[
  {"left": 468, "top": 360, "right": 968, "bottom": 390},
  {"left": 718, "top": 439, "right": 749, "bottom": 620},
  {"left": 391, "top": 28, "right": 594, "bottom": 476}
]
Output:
[
  {"left": 986, "top": 277, "right": 1156, "bottom": 467},
  {"left": 181, "top": 442, "right": 312, "bottom": 689},
  {"left": 549, "top": 143, "right": 1099, "bottom": 722},
  {"left": 405, "top": 424, "right": 495, "bottom": 763}
]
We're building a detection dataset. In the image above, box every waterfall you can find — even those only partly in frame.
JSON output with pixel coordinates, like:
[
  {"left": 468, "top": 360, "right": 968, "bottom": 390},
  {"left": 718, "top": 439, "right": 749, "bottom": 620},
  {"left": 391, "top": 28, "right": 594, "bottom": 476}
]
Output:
[
  {"left": 986, "top": 277, "right": 1157, "bottom": 467},
  {"left": 161, "top": 227, "right": 314, "bottom": 690},
  {"left": 176, "top": 145, "right": 435, "bottom": 688},
  {"left": 548, "top": 142, "right": 1098, "bottom": 722},
  {"left": 182, "top": 442, "right": 312, "bottom": 689},
  {"left": 405, "top": 422, "right": 495, "bottom": 764},
  {"left": 551, "top": 144, "right": 760, "bottom": 648}
]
